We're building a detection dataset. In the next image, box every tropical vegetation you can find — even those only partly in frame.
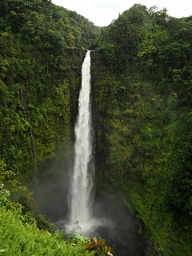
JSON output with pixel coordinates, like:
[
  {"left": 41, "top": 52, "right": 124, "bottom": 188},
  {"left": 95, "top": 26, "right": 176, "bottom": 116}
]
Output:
[{"left": 0, "top": 1, "right": 191, "bottom": 255}]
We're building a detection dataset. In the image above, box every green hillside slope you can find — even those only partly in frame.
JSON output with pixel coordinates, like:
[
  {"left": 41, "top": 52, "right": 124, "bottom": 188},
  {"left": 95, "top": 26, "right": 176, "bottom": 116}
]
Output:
[{"left": 92, "top": 5, "right": 192, "bottom": 256}]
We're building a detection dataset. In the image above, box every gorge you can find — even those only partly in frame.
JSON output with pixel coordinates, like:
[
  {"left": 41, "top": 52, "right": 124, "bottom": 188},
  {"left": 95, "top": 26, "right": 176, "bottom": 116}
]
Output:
[{"left": 0, "top": 1, "right": 192, "bottom": 256}]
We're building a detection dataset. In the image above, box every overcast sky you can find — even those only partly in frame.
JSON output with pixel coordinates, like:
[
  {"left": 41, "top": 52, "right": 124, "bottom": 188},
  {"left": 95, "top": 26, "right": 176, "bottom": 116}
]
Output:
[{"left": 52, "top": 0, "right": 192, "bottom": 26}]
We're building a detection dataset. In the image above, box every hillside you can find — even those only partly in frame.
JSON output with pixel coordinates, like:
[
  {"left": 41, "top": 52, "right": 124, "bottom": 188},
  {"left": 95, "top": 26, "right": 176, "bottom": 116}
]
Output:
[
  {"left": 92, "top": 4, "right": 192, "bottom": 256},
  {"left": 0, "top": 1, "right": 102, "bottom": 254},
  {"left": 0, "top": 0, "right": 101, "bottom": 184}
]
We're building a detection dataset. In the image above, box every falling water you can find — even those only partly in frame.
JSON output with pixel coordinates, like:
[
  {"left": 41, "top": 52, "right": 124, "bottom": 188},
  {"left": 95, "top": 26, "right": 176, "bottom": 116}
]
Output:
[{"left": 69, "top": 50, "right": 94, "bottom": 233}]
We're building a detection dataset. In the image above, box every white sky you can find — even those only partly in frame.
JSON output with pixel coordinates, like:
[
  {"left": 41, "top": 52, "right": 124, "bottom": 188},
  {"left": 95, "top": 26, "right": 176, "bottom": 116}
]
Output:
[{"left": 52, "top": 0, "right": 192, "bottom": 26}]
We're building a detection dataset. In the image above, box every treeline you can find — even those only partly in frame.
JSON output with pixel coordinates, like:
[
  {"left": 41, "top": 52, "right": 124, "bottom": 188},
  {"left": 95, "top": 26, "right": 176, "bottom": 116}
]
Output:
[
  {"left": 92, "top": 4, "right": 192, "bottom": 256},
  {"left": 0, "top": 0, "right": 100, "bottom": 49}
]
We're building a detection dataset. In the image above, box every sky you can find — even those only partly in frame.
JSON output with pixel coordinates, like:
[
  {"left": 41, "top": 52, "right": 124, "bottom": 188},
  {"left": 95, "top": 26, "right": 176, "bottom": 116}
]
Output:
[{"left": 52, "top": 0, "right": 192, "bottom": 26}]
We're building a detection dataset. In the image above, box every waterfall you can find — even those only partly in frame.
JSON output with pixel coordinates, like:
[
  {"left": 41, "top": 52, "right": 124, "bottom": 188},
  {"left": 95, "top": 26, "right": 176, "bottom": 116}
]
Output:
[{"left": 69, "top": 50, "right": 94, "bottom": 233}]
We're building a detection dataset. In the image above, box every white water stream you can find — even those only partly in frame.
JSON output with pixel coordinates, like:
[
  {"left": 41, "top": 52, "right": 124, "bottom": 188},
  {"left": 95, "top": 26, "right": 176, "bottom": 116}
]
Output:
[{"left": 68, "top": 50, "right": 95, "bottom": 233}]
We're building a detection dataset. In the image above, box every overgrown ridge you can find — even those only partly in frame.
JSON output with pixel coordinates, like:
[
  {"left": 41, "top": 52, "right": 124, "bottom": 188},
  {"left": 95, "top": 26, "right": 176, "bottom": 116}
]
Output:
[
  {"left": 0, "top": 1, "right": 192, "bottom": 255},
  {"left": 92, "top": 5, "right": 192, "bottom": 256}
]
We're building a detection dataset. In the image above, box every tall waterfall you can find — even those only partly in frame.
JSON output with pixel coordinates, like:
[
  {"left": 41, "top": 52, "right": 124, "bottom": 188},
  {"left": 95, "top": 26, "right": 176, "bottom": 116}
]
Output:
[{"left": 69, "top": 50, "right": 94, "bottom": 232}]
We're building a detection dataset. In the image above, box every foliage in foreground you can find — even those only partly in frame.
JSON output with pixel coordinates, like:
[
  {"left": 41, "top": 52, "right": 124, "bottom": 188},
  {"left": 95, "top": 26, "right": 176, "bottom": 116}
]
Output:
[
  {"left": 0, "top": 185, "right": 90, "bottom": 256},
  {"left": 0, "top": 184, "right": 112, "bottom": 256},
  {"left": 0, "top": 185, "right": 113, "bottom": 256},
  {"left": 0, "top": 207, "right": 91, "bottom": 256}
]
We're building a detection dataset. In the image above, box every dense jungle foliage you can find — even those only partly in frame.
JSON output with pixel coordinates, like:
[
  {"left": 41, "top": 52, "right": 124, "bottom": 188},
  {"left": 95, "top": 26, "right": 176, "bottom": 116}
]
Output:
[
  {"left": 0, "top": 185, "right": 113, "bottom": 256},
  {"left": 0, "top": 0, "right": 192, "bottom": 255},
  {"left": 0, "top": 1, "right": 100, "bottom": 254},
  {"left": 92, "top": 4, "right": 192, "bottom": 256},
  {"left": 0, "top": 0, "right": 100, "bottom": 184}
]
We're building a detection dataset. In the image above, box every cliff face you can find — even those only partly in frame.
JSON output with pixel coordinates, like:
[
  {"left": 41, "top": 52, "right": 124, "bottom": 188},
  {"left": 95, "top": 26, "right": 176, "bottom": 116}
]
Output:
[
  {"left": 91, "top": 6, "right": 192, "bottom": 254},
  {"left": 0, "top": 0, "right": 101, "bottom": 182},
  {"left": 92, "top": 50, "right": 192, "bottom": 256},
  {"left": 0, "top": 47, "right": 85, "bottom": 181}
]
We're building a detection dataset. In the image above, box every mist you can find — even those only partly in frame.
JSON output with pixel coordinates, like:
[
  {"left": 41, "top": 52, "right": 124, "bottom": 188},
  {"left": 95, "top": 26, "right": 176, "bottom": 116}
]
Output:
[
  {"left": 33, "top": 144, "right": 74, "bottom": 221},
  {"left": 33, "top": 148, "right": 145, "bottom": 256}
]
